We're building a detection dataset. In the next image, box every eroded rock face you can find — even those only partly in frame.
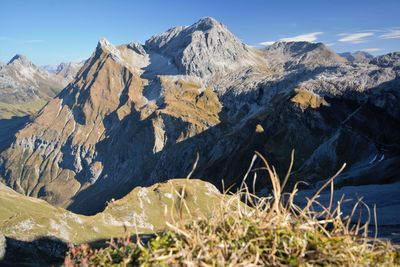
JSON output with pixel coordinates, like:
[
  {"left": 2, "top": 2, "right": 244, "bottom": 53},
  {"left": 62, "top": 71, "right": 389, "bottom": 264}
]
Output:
[{"left": 0, "top": 17, "right": 399, "bottom": 215}]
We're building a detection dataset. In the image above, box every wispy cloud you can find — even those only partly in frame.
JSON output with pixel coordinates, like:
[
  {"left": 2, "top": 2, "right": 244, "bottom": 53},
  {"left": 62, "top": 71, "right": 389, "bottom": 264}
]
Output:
[
  {"left": 338, "top": 32, "right": 374, "bottom": 43},
  {"left": 380, "top": 29, "right": 400, "bottom": 39},
  {"left": 259, "top": 41, "right": 275, "bottom": 46},
  {"left": 360, "top": 48, "right": 381, "bottom": 52},
  {"left": 280, "top": 32, "right": 324, "bottom": 42},
  {"left": 24, "top": 39, "right": 44, "bottom": 43},
  {"left": 259, "top": 32, "right": 323, "bottom": 46}
]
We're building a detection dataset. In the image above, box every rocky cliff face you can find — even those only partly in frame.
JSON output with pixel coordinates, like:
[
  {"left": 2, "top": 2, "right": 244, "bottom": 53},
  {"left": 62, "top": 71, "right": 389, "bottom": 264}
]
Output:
[{"left": 0, "top": 17, "right": 399, "bottom": 216}]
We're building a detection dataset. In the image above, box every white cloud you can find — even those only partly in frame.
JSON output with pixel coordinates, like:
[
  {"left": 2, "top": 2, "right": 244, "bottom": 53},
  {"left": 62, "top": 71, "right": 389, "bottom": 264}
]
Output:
[
  {"left": 380, "top": 29, "right": 400, "bottom": 39},
  {"left": 360, "top": 48, "right": 381, "bottom": 52},
  {"left": 259, "top": 41, "right": 275, "bottom": 46},
  {"left": 338, "top": 32, "right": 374, "bottom": 43},
  {"left": 279, "top": 32, "right": 324, "bottom": 42},
  {"left": 259, "top": 32, "right": 323, "bottom": 46}
]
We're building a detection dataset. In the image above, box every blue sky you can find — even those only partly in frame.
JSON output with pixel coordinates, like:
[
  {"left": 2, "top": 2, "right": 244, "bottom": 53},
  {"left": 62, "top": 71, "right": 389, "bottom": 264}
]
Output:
[{"left": 1, "top": 0, "right": 399, "bottom": 65}]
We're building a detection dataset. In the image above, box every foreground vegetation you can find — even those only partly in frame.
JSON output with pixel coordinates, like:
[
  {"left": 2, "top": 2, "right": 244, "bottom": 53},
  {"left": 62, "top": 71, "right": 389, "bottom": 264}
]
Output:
[{"left": 64, "top": 152, "right": 400, "bottom": 266}]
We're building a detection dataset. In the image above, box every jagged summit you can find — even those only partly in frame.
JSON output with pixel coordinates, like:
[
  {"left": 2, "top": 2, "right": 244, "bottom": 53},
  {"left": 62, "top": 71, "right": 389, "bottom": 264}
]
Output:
[
  {"left": 145, "top": 17, "right": 262, "bottom": 78},
  {"left": 97, "top": 37, "right": 115, "bottom": 50},
  {"left": 145, "top": 17, "right": 225, "bottom": 49},
  {"left": 7, "top": 54, "right": 35, "bottom": 67},
  {"left": 190, "top": 16, "right": 224, "bottom": 31},
  {"left": 95, "top": 37, "right": 121, "bottom": 57}
]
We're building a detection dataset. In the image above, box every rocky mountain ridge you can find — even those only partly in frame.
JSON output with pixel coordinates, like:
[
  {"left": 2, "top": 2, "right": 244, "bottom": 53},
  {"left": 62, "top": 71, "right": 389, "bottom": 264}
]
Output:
[
  {"left": 42, "top": 61, "right": 85, "bottom": 81},
  {"left": 339, "top": 51, "right": 374, "bottom": 63},
  {"left": 0, "top": 17, "right": 399, "bottom": 218}
]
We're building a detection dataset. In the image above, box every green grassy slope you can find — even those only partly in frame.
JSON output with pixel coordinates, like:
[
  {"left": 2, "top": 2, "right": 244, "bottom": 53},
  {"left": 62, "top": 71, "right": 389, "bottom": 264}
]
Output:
[
  {"left": 0, "top": 99, "right": 47, "bottom": 120},
  {"left": 0, "top": 179, "right": 223, "bottom": 244}
]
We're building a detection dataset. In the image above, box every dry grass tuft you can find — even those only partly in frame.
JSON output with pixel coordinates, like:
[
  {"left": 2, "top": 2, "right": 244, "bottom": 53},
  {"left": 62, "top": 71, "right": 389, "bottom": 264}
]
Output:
[
  {"left": 64, "top": 152, "right": 400, "bottom": 266},
  {"left": 291, "top": 88, "right": 329, "bottom": 111}
]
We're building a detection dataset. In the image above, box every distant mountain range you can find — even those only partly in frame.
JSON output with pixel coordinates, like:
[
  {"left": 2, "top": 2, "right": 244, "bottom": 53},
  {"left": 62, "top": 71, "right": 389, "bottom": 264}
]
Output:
[
  {"left": 339, "top": 51, "right": 374, "bottom": 63},
  {"left": 41, "top": 61, "right": 85, "bottom": 80},
  {"left": 0, "top": 17, "right": 399, "bottom": 225},
  {"left": 0, "top": 55, "right": 83, "bottom": 156},
  {"left": 0, "top": 55, "right": 83, "bottom": 119}
]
